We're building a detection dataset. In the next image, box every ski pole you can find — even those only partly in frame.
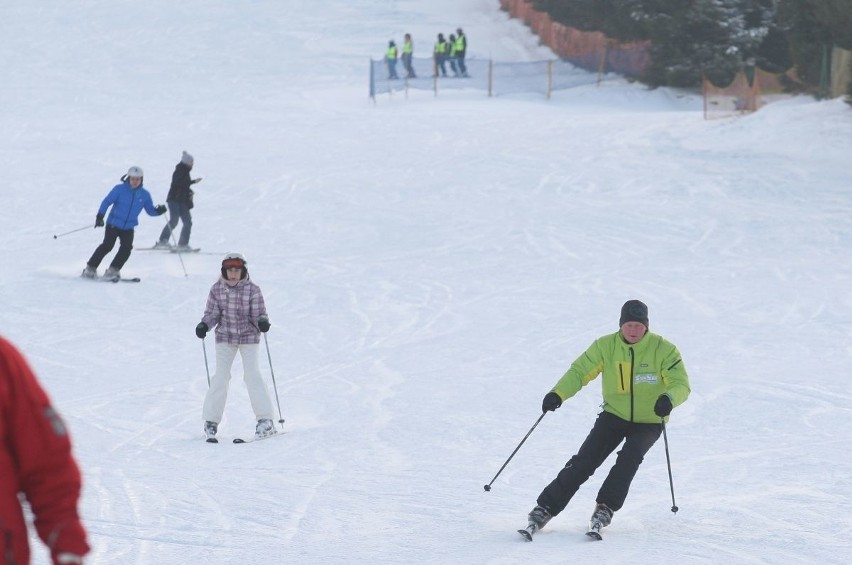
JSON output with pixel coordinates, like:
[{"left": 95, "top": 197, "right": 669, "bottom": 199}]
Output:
[
  {"left": 53, "top": 225, "right": 92, "bottom": 239},
  {"left": 262, "top": 333, "right": 285, "bottom": 428},
  {"left": 483, "top": 412, "right": 547, "bottom": 492},
  {"left": 661, "top": 420, "right": 679, "bottom": 513},
  {"left": 162, "top": 215, "right": 188, "bottom": 278},
  {"left": 201, "top": 338, "right": 211, "bottom": 387}
]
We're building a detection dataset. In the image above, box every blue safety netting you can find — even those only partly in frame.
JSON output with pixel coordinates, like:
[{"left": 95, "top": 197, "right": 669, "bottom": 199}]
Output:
[{"left": 369, "top": 57, "right": 601, "bottom": 98}]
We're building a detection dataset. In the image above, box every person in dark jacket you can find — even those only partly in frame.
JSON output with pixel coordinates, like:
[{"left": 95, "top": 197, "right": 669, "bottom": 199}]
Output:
[
  {"left": 155, "top": 151, "right": 202, "bottom": 251},
  {"left": 82, "top": 166, "right": 166, "bottom": 281},
  {"left": 0, "top": 335, "right": 90, "bottom": 564}
]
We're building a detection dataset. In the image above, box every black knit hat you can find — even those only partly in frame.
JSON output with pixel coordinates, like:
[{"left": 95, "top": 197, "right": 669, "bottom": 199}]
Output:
[{"left": 619, "top": 299, "right": 649, "bottom": 328}]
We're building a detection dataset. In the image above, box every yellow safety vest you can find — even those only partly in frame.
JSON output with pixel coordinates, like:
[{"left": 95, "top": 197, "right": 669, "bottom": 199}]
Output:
[{"left": 454, "top": 36, "right": 465, "bottom": 53}]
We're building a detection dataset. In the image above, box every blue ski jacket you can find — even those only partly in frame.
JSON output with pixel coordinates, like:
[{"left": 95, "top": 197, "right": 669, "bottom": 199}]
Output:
[{"left": 98, "top": 182, "right": 160, "bottom": 230}]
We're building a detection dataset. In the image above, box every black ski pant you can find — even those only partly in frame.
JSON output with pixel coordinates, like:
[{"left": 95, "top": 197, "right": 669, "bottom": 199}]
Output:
[
  {"left": 536, "top": 411, "right": 662, "bottom": 515},
  {"left": 88, "top": 224, "right": 135, "bottom": 270}
]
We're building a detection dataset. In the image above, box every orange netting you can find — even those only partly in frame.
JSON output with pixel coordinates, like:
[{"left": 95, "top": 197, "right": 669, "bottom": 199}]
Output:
[
  {"left": 703, "top": 67, "right": 808, "bottom": 119},
  {"left": 703, "top": 71, "right": 759, "bottom": 119},
  {"left": 499, "top": 0, "right": 650, "bottom": 77}
]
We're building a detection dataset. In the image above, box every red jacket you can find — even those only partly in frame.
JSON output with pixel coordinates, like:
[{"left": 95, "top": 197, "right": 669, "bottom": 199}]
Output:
[{"left": 0, "top": 337, "right": 89, "bottom": 564}]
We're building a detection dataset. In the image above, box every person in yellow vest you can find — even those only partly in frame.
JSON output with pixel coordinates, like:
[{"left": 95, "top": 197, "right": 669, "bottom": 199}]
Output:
[
  {"left": 386, "top": 40, "right": 399, "bottom": 80},
  {"left": 455, "top": 28, "right": 469, "bottom": 77},
  {"left": 433, "top": 33, "right": 448, "bottom": 77},
  {"left": 448, "top": 33, "right": 460, "bottom": 77},
  {"left": 402, "top": 33, "right": 416, "bottom": 79}
]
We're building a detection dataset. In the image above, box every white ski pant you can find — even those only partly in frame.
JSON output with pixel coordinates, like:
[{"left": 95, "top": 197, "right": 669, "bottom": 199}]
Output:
[{"left": 202, "top": 343, "right": 274, "bottom": 423}]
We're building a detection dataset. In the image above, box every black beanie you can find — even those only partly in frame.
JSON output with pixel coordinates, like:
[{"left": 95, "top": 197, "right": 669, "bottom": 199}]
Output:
[{"left": 619, "top": 300, "right": 649, "bottom": 328}]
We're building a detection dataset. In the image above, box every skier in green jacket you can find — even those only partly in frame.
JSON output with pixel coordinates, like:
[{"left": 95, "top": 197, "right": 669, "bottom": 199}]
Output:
[{"left": 522, "top": 299, "right": 690, "bottom": 540}]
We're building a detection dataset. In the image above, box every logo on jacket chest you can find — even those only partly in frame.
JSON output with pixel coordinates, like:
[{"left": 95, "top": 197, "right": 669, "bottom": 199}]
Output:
[{"left": 634, "top": 373, "right": 659, "bottom": 384}]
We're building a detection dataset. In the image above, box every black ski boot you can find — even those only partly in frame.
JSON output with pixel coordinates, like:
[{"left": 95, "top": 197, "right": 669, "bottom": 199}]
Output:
[
  {"left": 518, "top": 505, "right": 552, "bottom": 541},
  {"left": 586, "top": 503, "right": 613, "bottom": 540}
]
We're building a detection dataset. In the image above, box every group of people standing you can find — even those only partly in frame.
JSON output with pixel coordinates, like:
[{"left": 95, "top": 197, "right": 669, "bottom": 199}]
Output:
[
  {"left": 384, "top": 28, "right": 468, "bottom": 80},
  {"left": 434, "top": 28, "right": 468, "bottom": 78},
  {"left": 385, "top": 33, "right": 416, "bottom": 79}
]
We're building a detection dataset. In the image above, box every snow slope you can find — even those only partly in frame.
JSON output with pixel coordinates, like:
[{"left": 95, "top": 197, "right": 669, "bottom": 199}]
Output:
[{"left": 2, "top": 0, "right": 851, "bottom": 563}]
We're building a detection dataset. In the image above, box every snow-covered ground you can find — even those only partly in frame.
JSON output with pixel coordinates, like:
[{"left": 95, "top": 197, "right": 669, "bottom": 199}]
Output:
[{"left": 2, "top": 0, "right": 852, "bottom": 563}]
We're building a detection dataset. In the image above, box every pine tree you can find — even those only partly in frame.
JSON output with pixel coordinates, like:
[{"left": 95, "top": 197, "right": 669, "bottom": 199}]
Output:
[
  {"left": 778, "top": 0, "right": 829, "bottom": 87},
  {"left": 640, "top": 0, "right": 752, "bottom": 87},
  {"left": 814, "top": 0, "right": 852, "bottom": 49},
  {"left": 532, "top": 0, "right": 646, "bottom": 39}
]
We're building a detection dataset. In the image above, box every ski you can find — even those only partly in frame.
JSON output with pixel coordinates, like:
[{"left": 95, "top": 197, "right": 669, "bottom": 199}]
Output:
[
  {"left": 138, "top": 246, "right": 200, "bottom": 253},
  {"left": 81, "top": 276, "right": 140, "bottom": 283},
  {"left": 139, "top": 247, "right": 223, "bottom": 256},
  {"left": 518, "top": 525, "right": 536, "bottom": 541},
  {"left": 206, "top": 437, "right": 219, "bottom": 444},
  {"left": 233, "top": 431, "right": 282, "bottom": 444}
]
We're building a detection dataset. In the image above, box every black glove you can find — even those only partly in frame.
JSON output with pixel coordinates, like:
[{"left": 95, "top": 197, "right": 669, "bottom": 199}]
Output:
[
  {"left": 191, "top": 177, "right": 202, "bottom": 184},
  {"left": 156, "top": 204, "right": 167, "bottom": 215},
  {"left": 654, "top": 394, "right": 673, "bottom": 417},
  {"left": 257, "top": 316, "right": 271, "bottom": 333},
  {"left": 195, "top": 322, "right": 209, "bottom": 339},
  {"left": 95, "top": 214, "right": 104, "bottom": 227},
  {"left": 542, "top": 391, "right": 562, "bottom": 413}
]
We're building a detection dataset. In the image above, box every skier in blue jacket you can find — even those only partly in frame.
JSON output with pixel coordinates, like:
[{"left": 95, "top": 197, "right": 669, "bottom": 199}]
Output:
[{"left": 82, "top": 166, "right": 166, "bottom": 281}]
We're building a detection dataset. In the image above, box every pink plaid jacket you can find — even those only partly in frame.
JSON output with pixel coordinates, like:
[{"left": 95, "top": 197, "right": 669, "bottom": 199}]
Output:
[{"left": 201, "top": 276, "right": 268, "bottom": 344}]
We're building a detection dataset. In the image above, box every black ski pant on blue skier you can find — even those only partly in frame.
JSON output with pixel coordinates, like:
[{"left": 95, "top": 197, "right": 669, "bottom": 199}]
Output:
[
  {"left": 536, "top": 411, "right": 662, "bottom": 515},
  {"left": 87, "top": 224, "right": 135, "bottom": 271}
]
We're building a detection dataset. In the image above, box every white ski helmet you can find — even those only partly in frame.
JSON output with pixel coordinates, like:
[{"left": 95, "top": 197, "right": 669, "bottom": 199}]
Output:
[
  {"left": 221, "top": 252, "right": 247, "bottom": 279},
  {"left": 126, "top": 166, "right": 144, "bottom": 179}
]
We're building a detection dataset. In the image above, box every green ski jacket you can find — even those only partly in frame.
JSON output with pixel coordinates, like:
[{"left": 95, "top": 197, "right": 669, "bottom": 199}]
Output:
[{"left": 551, "top": 330, "right": 690, "bottom": 424}]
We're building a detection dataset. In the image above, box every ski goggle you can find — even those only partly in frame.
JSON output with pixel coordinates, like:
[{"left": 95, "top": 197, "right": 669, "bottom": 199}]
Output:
[{"left": 222, "top": 259, "right": 244, "bottom": 269}]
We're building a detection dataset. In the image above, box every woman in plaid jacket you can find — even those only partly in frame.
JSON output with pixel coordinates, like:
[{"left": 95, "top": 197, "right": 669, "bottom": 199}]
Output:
[{"left": 195, "top": 253, "right": 275, "bottom": 442}]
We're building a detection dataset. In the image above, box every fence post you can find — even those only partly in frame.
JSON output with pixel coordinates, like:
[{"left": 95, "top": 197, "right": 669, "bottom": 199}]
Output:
[
  {"left": 547, "top": 60, "right": 553, "bottom": 99},
  {"left": 369, "top": 58, "right": 375, "bottom": 101}
]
